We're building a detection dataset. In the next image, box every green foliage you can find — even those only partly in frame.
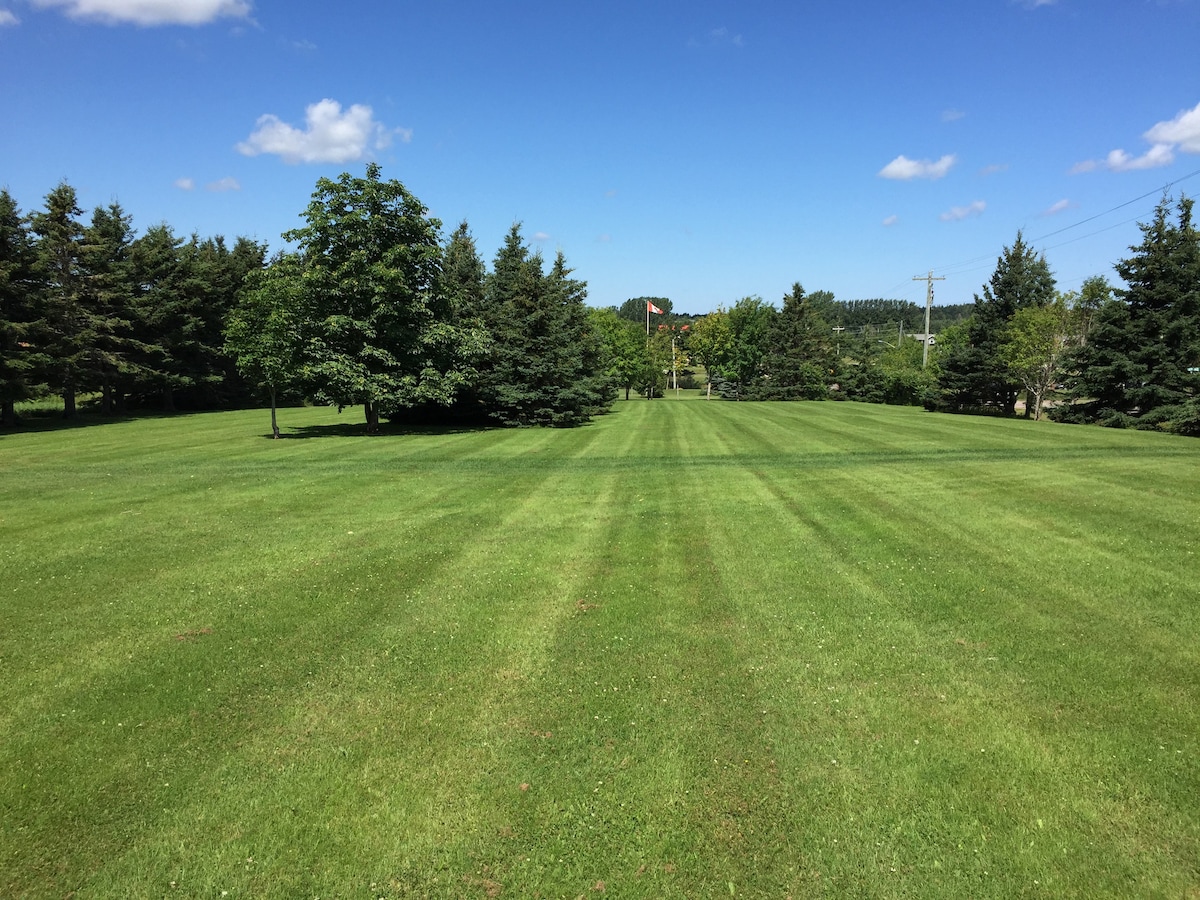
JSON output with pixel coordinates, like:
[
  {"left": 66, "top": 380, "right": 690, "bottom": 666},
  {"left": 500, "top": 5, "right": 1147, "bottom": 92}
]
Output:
[
  {"left": 283, "top": 164, "right": 486, "bottom": 431},
  {"left": 589, "top": 307, "right": 652, "bottom": 400},
  {"left": 474, "top": 226, "right": 613, "bottom": 425},
  {"left": 225, "top": 253, "right": 309, "bottom": 437},
  {"left": 617, "top": 295, "right": 672, "bottom": 324},
  {"left": 749, "top": 283, "right": 832, "bottom": 400},
  {"left": 998, "top": 295, "right": 1071, "bottom": 420},
  {"left": 935, "top": 231, "right": 1056, "bottom": 415},
  {"left": 1065, "top": 196, "right": 1199, "bottom": 424},
  {"left": 724, "top": 295, "right": 776, "bottom": 393},
  {"left": 0, "top": 189, "right": 37, "bottom": 426}
]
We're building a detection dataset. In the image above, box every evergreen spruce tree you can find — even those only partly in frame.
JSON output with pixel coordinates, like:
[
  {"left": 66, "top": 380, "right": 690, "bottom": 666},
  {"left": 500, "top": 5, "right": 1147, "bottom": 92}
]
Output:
[
  {"left": 478, "top": 226, "right": 612, "bottom": 425},
  {"left": 1067, "top": 196, "right": 1200, "bottom": 422},
  {"left": 935, "top": 231, "right": 1055, "bottom": 414},
  {"left": 79, "top": 202, "right": 138, "bottom": 413},
  {"left": 750, "top": 282, "right": 832, "bottom": 400},
  {"left": 29, "top": 182, "right": 96, "bottom": 418},
  {"left": 0, "top": 189, "right": 38, "bottom": 427}
]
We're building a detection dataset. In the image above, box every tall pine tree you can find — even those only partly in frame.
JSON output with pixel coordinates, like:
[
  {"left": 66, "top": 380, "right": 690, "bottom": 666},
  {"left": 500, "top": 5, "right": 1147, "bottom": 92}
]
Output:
[
  {"left": 0, "top": 189, "right": 37, "bottom": 426},
  {"left": 936, "top": 231, "right": 1055, "bottom": 415},
  {"left": 1068, "top": 195, "right": 1200, "bottom": 420}
]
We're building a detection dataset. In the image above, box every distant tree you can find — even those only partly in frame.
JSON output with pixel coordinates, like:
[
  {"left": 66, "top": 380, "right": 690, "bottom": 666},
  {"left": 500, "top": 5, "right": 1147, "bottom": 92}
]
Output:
[
  {"left": 750, "top": 283, "right": 832, "bottom": 400},
  {"left": 689, "top": 308, "right": 734, "bottom": 397},
  {"left": 935, "top": 231, "right": 1056, "bottom": 415},
  {"left": 284, "top": 164, "right": 484, "bottom": 432},
  {"left": 0, "top": 189, "right": 37, "bottom": 427},
  {"left": 589, "top": 307, "right": 651, "bottom": 400},
  {"left": 1071, "top": 275, "right": 1113, "bottom": 348},
  {"left": 618, "top": 296, "right": 672, "bottom": 327},
  {"left": 724, "top": 296, "right": 776, "bottom": 395}
]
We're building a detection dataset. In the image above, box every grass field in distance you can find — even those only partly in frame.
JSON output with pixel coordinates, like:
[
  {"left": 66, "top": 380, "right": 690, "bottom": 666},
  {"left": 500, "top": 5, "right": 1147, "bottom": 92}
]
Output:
[{"left": 1, "top": 396, "right": 1197, "bottom": 898}]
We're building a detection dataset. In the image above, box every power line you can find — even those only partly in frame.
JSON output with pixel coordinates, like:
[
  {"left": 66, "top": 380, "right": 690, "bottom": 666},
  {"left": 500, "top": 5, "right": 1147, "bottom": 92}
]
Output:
[{"left": 875, "top": 165, "right": 1200, "bottom": 299}]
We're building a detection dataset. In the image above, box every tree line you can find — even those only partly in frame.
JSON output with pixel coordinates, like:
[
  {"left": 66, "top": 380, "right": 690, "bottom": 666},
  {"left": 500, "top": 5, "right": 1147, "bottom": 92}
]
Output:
[
  {"left": 5, "top": 167, "right": 1195, "bottom": 436},
  {"left": 1, "top": 167, "right": 616, "bottom": 433},
  {"left": 646, "top": 195, "right": 1197, "bottom": 435},
  {"left": 0, "top": 183, "right": 266, "bottom": 426}
]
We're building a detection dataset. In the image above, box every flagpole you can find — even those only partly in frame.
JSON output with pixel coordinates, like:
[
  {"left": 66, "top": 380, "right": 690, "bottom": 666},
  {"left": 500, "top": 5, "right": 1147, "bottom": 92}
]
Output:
[{"left": 646, "top": 300, "right": 650, "bottom": 336}]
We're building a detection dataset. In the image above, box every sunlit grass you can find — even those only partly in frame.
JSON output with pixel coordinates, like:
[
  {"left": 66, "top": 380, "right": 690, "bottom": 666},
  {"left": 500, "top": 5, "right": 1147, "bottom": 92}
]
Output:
[{"left": 1, "top": 399, "right": 1197, "bottom": 898}]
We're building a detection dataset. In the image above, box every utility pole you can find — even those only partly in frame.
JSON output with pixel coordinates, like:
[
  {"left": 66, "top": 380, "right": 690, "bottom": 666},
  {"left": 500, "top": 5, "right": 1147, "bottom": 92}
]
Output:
[{"left": 913, "top": 270, "right": 945, "bottom": 368}]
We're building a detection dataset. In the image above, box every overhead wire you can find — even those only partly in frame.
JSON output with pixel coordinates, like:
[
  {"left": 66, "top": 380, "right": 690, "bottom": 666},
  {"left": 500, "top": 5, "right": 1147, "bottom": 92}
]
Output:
[{"left": 871, "top": 165, "right": 1200, "bottom": 299}]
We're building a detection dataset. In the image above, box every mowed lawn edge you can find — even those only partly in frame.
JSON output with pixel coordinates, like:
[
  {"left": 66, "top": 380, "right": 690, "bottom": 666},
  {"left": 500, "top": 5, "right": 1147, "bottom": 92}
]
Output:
[{"left": 1, "top": 399, "right": 1197, "bottom": 898}]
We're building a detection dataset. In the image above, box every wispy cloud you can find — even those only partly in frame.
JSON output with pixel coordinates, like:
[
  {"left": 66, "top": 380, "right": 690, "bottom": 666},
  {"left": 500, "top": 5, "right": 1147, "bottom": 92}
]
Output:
[
  {"left": 980, "top": 163, "right": 1009, "bottom": 176},
  {"left": 206, "top": 177, "right": 241, "bottom": 192},
  {"left": 0, "top": 8, "right": 19, "bottom": 25},
  {"left": 1018, "top": 0, "right": 1057, "bottom": 8},
  {"left": 1041, "top": 198, "right": 1074, "bottom": 216},
  {"left": 940, "top": 200, "right": 986, "bottom": 221},
  {"left": 237, "top": 99, "right": 403, "bottom": 165},
  {"left": 882, "top": 214, "right": 899, "bottom": 227},
  {"left": 596, "top": 233, "right": 612, "bottom": 243},
  {"left": 31, "top": 0, "right": 251, "bottom": 26},
  {"left": 941, "top": 109, "right": 965, "bottom": 123},
  {"left": 174, "top": 177, "right": 195, "bottom": 191},
  {"left": 689, "top": 25, "right": 744, "bottom": 48},
  {"left": 1072, "top": 101, "right": 1200, "bottom": 173},
  {"left": 532, "top": 231, "right": 551, "bottom": 242},
  {"left": 878, "top": 154, "right": 956, "bottom": 181}
]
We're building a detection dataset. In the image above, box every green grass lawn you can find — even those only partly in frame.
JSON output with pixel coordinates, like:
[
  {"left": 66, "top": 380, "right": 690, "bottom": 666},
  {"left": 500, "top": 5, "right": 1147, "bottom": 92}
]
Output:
[{"left": 2, "top": 398, "right": 1198, "bottom": 898}]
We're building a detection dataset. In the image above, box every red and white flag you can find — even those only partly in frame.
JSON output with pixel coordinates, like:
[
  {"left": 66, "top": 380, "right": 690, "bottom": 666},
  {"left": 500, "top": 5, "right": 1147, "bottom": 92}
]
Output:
[{"left": 647, "top": 301, "right": 664, "bottom": 315}]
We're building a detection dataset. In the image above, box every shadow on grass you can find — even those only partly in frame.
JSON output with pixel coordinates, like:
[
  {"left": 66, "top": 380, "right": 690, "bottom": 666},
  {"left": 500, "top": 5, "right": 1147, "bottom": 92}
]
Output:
[
  {"left": 1, "top": 408, "right": 183, "bottom": 436},
  {"left": 275, "top": 419, "right": 497, "bottom": 440}
]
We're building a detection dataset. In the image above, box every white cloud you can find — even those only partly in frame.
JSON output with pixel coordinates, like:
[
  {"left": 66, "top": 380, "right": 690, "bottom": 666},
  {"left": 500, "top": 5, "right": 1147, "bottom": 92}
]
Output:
[
  {"left": 237, "top": 99, "right": 401, "bottom": 165},
  {"left": 940, "top": 200, "right": 986, "bottom": 221},
  {"left": 174, "top": 177, "right": 195, "bottom": 191},
  {"left": 32, "top": 0, "right": 250, "bottom": 26},
  {"left": 0, "top": 9, "right": 19, "bottom": 25},
  {"left": 206, "top": 177, "right": 241, "bottom": 192},
  {"left": 941, "top": 109, "right": 965, "bottom": 123},
  {"left": 1104, "top": 144, "right": 1175, "bottom": 172},
  {"left": 882, "top": 214, "right": 899, "bottom": 227},
  {"left": 596, "top": 233, "right": 612, "bottom": 243},
  {"left": 1144, "top": 101, "right": 1200, "bottom": 153},
  {"left": 878, "top": 153, "right": 956, "bottom": 180},
  {"left": 1073, "top": 101, "right": 1200, "bottom": 174},
  {"left": 980, "top": 163, "right": 1009, "bottom": 176},
  {"left": 532, "top": 231, "right": 551, "bottom": 242},
  {"left": 1041, "top": 198, "right": 1074, "bottom": 216}
]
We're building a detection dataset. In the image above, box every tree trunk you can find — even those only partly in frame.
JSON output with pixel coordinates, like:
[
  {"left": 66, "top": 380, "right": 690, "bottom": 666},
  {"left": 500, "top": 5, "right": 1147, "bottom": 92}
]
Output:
[
  {"left": 163, "top": 386, "right": 175, "bottom": 412},
  {"left": 62, "top": 388, "right": 76, "bottom": 419},
  {"left": 101, "top": 382, "right": 113, "bottom": 415},
  {"left": 269, "top": 386, "right": 280, "bottom": 439},
  {"left": 365, "top": 400, "right": 380, "bottom": 434},
  {"left": 1, "top": 399, "right": 14, "bottom": 428}
]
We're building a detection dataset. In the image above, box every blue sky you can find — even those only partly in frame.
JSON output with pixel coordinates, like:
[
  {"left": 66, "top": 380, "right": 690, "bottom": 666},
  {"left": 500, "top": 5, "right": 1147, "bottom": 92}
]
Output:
[{"left": 2, "top": 0, "right": 1199, "bottom": 314}]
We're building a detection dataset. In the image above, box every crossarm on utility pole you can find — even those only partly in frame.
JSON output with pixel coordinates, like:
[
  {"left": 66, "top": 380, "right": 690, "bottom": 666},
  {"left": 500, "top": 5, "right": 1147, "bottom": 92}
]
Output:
[{"left": 912, "top": 270, "right": 946, "bottom": 368}]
